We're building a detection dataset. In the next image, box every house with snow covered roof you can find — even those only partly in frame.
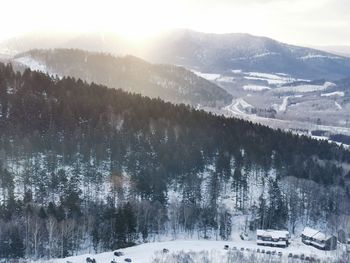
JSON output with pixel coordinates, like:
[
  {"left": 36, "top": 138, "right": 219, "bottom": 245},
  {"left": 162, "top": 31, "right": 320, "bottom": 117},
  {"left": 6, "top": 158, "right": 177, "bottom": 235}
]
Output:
[
  {"left": 301, "top": 227, "right": 337, "bottom": 250},
  {"left": 256, "top": 229, "right": 290, "bottom": 248}
]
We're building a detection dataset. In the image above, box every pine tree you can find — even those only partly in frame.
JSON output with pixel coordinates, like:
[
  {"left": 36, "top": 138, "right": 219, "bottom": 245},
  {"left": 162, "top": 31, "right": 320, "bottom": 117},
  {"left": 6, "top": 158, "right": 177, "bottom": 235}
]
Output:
[
  {"left": 267, "top": 179, "right": 288, "bottom": 229},
  {"left": 257, "top": 194, "right": 267, "bottom": 229},
  {"left": 123, "top": 202, "right": 137, "bottom": 244}
]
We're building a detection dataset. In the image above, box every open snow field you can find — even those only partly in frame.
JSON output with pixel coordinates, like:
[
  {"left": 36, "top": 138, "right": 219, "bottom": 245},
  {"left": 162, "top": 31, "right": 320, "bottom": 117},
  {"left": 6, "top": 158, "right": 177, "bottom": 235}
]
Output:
[{"left": 34, "top": 239, "right": 346, "bottom": 263}]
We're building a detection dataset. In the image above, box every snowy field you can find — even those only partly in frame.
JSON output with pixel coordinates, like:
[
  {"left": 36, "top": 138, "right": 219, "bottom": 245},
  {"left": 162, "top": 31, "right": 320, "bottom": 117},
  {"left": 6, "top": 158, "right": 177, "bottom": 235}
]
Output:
[
  {"left": 321, "top": 91, "right": 345, "bottom": 97},
  {"left": 298, "top": 54, "right": 344, "bottom": 60},
  {"left": 273, "top": 82, "right": 335, "bottom": 93},
  {"left": 191, "top": 70, "right": 300, "bottom": 86},
  {"left": 243, "top": 85, "right": 271, "bottom": 91},
  {"left": 33, "top": 239, "right": 347, "bottom": 263},
  {"left": 191, "top": 70, "right": 220, "bottom": 81},
  {"left": 244, "top": 72, "right": 296, "bottom": 85}
]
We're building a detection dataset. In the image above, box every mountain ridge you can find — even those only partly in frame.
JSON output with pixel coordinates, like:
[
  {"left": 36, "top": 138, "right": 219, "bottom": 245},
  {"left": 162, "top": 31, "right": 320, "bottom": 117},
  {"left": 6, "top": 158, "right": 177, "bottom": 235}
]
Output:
[
  {"left": 11, "top": 48, "right": 232, "bottom": 108},
  {"left": 2, "top": 29, "right": 350, "bottom": 80},
  {"left": 145, "top": 29, "right": 350, "bottom": 80}
]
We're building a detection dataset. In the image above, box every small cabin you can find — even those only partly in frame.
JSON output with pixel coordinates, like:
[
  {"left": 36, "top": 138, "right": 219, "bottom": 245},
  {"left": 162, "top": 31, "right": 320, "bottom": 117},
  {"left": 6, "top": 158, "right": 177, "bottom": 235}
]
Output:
[
  {"left": 301, "top": 227, "right": 337, "bottom": 251},
  {"left": 256, "top": 229, "right": 290, "bottom": 248}
]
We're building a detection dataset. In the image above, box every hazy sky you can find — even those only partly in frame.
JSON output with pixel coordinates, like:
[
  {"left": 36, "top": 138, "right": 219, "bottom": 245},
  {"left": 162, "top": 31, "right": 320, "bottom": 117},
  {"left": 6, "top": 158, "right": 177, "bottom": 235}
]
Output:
[{"left": 1, "top": 0, "right": 349, "bottom": 46}]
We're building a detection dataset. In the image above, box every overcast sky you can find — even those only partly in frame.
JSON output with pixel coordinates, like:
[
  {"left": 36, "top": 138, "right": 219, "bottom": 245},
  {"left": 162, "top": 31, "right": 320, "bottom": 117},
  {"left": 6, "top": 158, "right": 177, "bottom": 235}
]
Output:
[{"left": 0, "top": 0, "right": 349, "bottom": 46}]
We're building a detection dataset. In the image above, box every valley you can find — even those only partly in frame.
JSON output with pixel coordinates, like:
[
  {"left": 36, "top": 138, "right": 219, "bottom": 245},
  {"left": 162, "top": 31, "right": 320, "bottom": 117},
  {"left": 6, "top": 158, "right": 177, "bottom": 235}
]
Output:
[
  {"left": 194, "top": 69, "right": 350, "bottom": 144},
  {"left": 9, "top": 49, "right": 350, "bottom": 145}
]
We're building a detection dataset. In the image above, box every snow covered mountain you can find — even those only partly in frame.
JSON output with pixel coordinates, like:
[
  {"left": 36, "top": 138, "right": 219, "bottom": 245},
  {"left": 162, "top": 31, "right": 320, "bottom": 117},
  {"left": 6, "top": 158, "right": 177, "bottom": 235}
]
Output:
[
  {"left": 145, "top": 29, "right": 350, "bottom": 80},
  {"left": 11, "top": 49, "right": 232, "bottom": 107}
]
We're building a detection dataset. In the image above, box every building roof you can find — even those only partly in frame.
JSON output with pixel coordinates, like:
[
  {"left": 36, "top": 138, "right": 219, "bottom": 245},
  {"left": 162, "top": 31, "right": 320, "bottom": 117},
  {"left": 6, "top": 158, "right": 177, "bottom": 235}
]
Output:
[
  {"left": 302, "top": 227, "right": 320, "bottom": 238},
  {"left": 257, "top": 229, "right": 290, "bottom": 239},
  {"left": 302, "top": 227, "right": 330, "bottom": 241}
]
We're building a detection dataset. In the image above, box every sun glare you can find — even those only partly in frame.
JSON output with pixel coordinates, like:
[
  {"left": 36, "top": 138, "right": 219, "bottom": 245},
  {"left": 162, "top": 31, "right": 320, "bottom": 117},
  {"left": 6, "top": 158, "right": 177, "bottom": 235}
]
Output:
[
  {"left": 0, "top": 0, "right": 172, "bottom": 42},
  {"left": 95, "top": 0, "right": 168, "bottom": 41},
  {"left": 0, "top": 0, "right": 349, "bottom": 46}
]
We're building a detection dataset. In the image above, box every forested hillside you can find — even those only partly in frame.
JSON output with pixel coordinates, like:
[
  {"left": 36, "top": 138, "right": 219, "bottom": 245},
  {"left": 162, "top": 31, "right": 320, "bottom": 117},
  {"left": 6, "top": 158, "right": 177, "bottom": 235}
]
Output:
[
  {"left": 12, "top": 49, "right": 232, "bottom": 108},
  {"left": 0, "top": 63, "right": 349, "bottom": 260}
]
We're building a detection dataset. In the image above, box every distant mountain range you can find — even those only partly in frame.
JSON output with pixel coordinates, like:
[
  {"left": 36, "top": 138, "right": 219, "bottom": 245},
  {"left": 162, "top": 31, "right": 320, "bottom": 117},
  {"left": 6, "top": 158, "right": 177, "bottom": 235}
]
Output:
[
  {"left": 0, "top": 31, "right": 139, "bottom": 58},
  {"left": 11, "top": 49, "right": 231, "bottom": 107},
  {"left": 145, "top": 30, "right": 350, "bottom": 80},
  {"left": 2, "top": 29, "right": 350, "bottom": 80}
]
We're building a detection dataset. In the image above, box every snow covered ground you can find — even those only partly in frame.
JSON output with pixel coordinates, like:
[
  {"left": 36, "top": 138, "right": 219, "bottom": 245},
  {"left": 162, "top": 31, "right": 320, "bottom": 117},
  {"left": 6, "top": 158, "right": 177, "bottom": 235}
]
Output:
[
  {"left": 221, "top": 97, "right": 350, "bottom": 137},
  {"left": 335, "top": 101, "right": 343, "bottom": 110},
  {"left": 13, "top": 56, "right": 48, "bottom": 73},
  {"left": 243, "top": 85, "right": 271, "bottom": 91},
  {"left": 191, "top": 70, "right": 220, "bottom": 81},
  {"left": 224, "top": 98, "right": 254, "bottom": 116},
  {"left": 244, "top": 72, "right": 295, "bottom": 85},
  {"left": 273, "top": 82, "right": 335, "bottom": 93},
  {"left": 299, "top": 54, "right": 344, "bottom": 60},
  {"left": 217, "top": 76, "right": 236, "bottom": 83},
  {"left": 13, "top": 56, "right": 61, "bottom": 77},
  {"left": 192, "top": 69, "right": 300, "bottom": 86},
  {"left": 33, "top": 239, "right": 347, "bottom": 263},
  {"left": 321, "top": 91, "right": 345, "bottom": 97},
  {"left": 279, "top": 96, "right": 290, "bottom": 112}
]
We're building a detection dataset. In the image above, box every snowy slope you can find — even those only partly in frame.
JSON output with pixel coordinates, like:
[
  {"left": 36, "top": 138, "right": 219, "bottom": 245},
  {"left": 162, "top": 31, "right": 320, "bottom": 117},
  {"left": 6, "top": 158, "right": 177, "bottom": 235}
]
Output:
[
  {"left": 13, "top": 56, "right": 48, "bottom": 72},
  {"left": 11, "top": 49, "right": 232, "bottom": 108},
  {"left": 13, "top": 56, "right": 60, "bottom": 77}
]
